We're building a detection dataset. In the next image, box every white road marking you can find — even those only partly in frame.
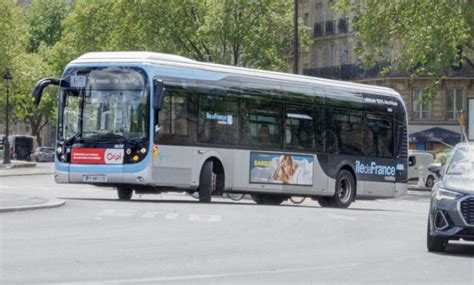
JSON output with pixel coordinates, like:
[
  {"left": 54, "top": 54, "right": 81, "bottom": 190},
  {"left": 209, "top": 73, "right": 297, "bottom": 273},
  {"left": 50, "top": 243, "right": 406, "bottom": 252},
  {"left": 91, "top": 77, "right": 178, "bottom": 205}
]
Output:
[
  {"left": 165, "top": 213, "right": 178, "bottom": 220},
  {"left": 142, "top": 211, "right": 160, "bottom": 218},
  {"left": 98, "top": 209, "right": 136, "bottom": 217},
  {"left": 188, "top": 214, "right": 221, "bottom": 222},
  {"left": 64, "top": 263, "right": 359, "bottom": 284},
  {"left": 327, "top": 213, "right": 357, "bottom": 221}
]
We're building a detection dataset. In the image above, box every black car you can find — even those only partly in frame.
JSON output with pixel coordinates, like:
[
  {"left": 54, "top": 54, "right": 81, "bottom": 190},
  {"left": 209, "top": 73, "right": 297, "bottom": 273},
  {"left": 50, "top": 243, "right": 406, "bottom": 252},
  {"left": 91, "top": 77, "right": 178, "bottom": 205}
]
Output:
[{"left": 427, "top": 143, "right": 474, "bottom": 252}]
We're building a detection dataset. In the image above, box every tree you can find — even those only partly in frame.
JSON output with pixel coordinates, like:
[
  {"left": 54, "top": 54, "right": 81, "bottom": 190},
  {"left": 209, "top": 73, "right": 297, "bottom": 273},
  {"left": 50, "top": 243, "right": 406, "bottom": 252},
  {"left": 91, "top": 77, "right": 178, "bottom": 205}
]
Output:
[
  {"left": 50, "top": 0, "right": 310, "bottom": 72},
  {"left": 11, "top": 53, "right": 56, "bottom": 146},
  {"left": 334, "top": 0, "right": 473, "bottom": 100},
  {"left": 25, "top": 0, "right": 67, "bottom": 53},
  {"left": 0, "top": 0, "right": 29, "bottom": 126}
]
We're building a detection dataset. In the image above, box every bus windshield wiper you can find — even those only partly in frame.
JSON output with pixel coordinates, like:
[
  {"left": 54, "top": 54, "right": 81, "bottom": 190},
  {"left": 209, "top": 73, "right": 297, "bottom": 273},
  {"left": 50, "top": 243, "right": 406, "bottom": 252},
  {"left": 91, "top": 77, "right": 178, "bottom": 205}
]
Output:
[
  {"left": 64, "top": 132, "right": 82, "bottom": 146},
  {"left": 85, "top": 132, "right": 128, "bottom": 143}
]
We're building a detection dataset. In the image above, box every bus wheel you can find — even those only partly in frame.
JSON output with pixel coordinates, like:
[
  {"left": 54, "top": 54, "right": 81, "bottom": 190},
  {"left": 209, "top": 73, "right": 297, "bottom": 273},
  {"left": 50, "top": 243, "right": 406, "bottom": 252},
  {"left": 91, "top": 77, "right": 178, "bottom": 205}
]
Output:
[
  {"left": 251, "top": 194, "right": 286, "bottom": 205},
  {"left": 199, "top": 160, "right": 215, "bottom": 203},
  {"left": 117, "top": 187, "right": 133, "bottom": 200},
  {"left": 329, "top": 170, "right": 355, "bottom": 208}
]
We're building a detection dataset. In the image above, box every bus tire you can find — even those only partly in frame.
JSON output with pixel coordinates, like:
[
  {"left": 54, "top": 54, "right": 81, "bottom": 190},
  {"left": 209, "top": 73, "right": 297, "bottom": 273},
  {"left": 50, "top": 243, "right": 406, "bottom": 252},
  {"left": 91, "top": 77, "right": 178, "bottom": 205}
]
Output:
[
  {"left": 199, "top": 160, "right": 215, "bottom": 203},
  {"left": 329, "top": 170, "right": 355, "bottom": 208},
  {"left": 117, "top": 187, "right": 133, "bottom": 200},
  {"left": 251, "top": 194, "right": 286, "bottom": 205}
]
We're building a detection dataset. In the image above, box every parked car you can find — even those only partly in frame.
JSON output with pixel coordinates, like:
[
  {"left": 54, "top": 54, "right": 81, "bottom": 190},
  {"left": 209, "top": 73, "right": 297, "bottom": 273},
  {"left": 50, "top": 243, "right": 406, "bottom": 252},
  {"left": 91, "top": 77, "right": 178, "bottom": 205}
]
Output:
[
  {"left": 31, "top": 147, "right": 55, "bottom": 162},
  {"left": 426, "top": 143, "right": 474, "bottom": 252},
  {"left": 408, "top": 151, "right": 436, "bottom": 188}
]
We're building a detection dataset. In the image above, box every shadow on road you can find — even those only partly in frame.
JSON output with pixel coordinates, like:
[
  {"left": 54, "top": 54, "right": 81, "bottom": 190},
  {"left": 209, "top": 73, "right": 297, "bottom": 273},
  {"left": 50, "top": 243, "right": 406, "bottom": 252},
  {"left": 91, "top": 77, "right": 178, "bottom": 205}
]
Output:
[{"left": 60, "top": 197, "right": 400, "bottom": 213}]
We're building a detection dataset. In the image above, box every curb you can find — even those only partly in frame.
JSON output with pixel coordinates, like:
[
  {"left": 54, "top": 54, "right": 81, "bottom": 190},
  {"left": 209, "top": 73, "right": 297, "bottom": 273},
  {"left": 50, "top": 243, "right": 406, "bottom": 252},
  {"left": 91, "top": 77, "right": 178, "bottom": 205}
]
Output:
[
  {"left": 0, "top": 172, "right": 54, "bottom": 177},
  {"left": 0, "top": 199, "right": 66, "bottom": 213}
]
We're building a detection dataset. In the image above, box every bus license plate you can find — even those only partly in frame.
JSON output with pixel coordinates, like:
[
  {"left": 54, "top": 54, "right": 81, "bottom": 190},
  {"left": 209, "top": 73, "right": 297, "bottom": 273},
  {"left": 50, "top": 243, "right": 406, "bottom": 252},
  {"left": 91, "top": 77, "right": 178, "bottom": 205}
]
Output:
[{"left": 83, "top": 175, "right": 107, "bottom": 183}]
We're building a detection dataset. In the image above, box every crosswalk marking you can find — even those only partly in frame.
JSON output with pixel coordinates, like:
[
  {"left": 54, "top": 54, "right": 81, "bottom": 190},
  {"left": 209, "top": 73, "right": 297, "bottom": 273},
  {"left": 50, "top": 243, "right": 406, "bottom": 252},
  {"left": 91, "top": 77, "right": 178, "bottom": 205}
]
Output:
[{"left": 94, "top": 209, "right": 221, "bottom": 223}]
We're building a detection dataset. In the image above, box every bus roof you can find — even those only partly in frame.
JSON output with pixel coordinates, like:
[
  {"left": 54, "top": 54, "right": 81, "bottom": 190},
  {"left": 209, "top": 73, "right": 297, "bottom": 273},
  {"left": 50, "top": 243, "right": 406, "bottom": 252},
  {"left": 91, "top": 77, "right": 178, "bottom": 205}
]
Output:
[{"left": 70, "top": 51, "right": 400, "bottom": 97}]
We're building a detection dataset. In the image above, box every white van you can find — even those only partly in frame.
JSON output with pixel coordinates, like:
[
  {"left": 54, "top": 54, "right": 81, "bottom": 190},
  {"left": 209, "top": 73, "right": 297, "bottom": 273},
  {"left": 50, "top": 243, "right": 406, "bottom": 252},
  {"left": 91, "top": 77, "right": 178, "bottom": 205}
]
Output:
[{"left": 408, "top": 151, "right": 436, "bottom": 188}]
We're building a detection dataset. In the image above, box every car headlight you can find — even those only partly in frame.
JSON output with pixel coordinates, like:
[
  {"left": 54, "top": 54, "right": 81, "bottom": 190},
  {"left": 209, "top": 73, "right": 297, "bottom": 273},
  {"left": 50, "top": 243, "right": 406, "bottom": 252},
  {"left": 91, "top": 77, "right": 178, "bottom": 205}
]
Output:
[{"left": 435, "top": 188, "right": 463, "bottom": 201}]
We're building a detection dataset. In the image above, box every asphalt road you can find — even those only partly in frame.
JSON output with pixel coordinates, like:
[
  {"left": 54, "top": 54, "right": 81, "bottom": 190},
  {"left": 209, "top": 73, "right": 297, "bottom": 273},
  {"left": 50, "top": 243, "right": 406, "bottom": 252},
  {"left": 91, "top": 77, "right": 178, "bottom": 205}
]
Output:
[{"left": 1, "top": 175, "right": 473, "bottom": 284}]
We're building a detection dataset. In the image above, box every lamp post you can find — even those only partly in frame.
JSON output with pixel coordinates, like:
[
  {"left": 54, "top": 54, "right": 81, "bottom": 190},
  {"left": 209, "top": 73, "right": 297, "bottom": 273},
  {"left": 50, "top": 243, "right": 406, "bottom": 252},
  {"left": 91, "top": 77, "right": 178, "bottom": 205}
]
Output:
[{"left": 3, "top": 70, "right": 12, "bottom": 164}]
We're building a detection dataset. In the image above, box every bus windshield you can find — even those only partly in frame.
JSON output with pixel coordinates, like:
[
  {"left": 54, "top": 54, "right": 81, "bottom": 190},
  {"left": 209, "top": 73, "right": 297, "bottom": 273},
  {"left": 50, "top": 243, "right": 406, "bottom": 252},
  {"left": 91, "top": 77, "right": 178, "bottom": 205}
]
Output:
[{"left": 59, "top": 67, "right": 149, "bottom": 143}]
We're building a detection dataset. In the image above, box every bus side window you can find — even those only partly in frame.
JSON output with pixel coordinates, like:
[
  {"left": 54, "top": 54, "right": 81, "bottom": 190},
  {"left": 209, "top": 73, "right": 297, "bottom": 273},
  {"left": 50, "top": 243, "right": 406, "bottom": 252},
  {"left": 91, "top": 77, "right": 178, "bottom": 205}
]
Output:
[
  {"left": 156, "top": 86, "right": 197, "bottom": 144},
  {"left": 365, "top": 114, "right": 394, "bottom": 158},
  {"left": 328, "top": 109, "right": 363, "bottom": 155},
  {"left": 284, "top": 104, "right": 315, "bottom": 151},
  {"left": 198, "top": 93, "right": 240, "bottom": 145},
  {"left": 241, "top": 95, "right": 282, "bottom": 148}
]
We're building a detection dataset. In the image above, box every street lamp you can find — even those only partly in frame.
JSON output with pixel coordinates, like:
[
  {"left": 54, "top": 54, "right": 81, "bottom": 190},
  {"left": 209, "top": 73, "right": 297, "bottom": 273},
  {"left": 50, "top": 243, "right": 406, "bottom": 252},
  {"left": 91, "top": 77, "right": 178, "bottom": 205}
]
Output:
[{"left": 3, "top": 70, "right": 12, "bottom": 164}]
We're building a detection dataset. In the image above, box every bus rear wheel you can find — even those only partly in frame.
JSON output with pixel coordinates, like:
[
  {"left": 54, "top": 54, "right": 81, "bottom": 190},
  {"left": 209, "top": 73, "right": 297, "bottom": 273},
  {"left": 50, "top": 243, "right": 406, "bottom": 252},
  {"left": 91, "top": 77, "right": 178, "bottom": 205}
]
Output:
[
  {"left": 117, "top": 187, "right": 133, "bottom": 200},
  {"left": 198, "top": 160, "right": 215, "bottom": 203},
  {"left": 251, "top": 194, "right": 286, "bottom": 205},
  {"left": 328, "top": 170, "right": 355, "bottom": 208}
]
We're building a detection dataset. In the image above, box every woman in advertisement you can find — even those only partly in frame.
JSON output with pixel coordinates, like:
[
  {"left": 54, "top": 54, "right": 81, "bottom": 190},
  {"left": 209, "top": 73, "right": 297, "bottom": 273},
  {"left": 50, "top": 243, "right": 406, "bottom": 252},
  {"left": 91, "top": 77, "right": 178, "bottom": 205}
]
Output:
[{"left": 273, "top": 155, "right": 305, "bottom": 184}]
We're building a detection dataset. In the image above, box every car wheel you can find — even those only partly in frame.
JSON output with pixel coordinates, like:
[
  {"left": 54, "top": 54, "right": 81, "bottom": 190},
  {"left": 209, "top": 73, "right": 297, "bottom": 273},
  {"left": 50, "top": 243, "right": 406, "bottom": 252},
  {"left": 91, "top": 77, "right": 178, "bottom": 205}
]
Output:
[
  {"left": 328, "top": 170, "right": 355, "bottom": 208},
  {"left": 425, "top": 175, "right": 435, "bottom": 188},
  {"left": 251, "top": 194, "right": 286, "bottom": 205},
  {"left": 198, "top": 160, "right": 215, "bottom": 203},
  {"left": 117, "top": 187, "right": 133, "bottom": 200},
  {"left": 427, "top": 220, "right": 448, "bottom": 252}
]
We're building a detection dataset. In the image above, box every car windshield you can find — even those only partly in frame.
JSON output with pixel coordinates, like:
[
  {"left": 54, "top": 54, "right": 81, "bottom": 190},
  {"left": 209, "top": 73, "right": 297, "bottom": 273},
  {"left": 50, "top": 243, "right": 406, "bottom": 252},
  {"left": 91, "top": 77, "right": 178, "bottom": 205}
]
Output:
[{"left": 446, "top": 147, "right": 474, "bottom": 175}]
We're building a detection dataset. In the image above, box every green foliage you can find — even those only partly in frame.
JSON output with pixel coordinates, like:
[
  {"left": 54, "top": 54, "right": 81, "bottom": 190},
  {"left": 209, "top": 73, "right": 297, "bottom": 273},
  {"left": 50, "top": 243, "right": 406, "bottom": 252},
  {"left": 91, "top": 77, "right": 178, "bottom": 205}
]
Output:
[
  {"left": 0, "top": 0, "right": 29, "bottom": 73},
  {"left": 334, "top": 0, "right": 473, "bottom": 101},
  {"left": 25, "top": 0, "right": 67, "bottom": 53},
  {"left": 11, "top": 53, "right": 56, "bottom": 146},
  {"left": 50, "top": 0, "right": 308, "bottom": 72},
  {"left": 435, "top": 149, "right": 452, "bottom": 166}
]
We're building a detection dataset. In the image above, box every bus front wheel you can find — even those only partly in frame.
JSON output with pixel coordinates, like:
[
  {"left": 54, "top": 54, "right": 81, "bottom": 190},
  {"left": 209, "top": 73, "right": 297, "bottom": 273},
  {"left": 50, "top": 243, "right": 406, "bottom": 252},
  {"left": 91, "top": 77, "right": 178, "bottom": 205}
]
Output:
[
  {"left": 329, "top": 170, "right": 355, "bottom": 208},
  {"left": 117, "top": 187, "right": 133, "bottom": 200},
  {"left": 198, "top": 160, "right": 215, "bottom": 203}
]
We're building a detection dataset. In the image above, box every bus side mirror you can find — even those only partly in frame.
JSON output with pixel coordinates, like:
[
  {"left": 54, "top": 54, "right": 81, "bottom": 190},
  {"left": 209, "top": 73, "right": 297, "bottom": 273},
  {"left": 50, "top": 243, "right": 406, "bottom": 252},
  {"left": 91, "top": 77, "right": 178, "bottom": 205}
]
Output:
[
  {"left": 32, "top": 78, "right": 60, "bottom": 106},
  {"left": 153, "top": 79, "right": 166, "bottom": 111}
]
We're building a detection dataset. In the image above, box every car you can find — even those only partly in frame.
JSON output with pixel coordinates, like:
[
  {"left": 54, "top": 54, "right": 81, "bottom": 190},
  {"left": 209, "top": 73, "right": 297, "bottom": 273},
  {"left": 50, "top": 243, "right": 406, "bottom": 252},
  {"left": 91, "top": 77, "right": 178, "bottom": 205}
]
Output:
[
  {"left": 30, "top": 147, "right": 55, "bottom": 162},
  {"left": 408, "top": 151, "right": 436, "bottom": 188},
  {"left": 426, "top": 143, "right": 474, "bottom": 252}
]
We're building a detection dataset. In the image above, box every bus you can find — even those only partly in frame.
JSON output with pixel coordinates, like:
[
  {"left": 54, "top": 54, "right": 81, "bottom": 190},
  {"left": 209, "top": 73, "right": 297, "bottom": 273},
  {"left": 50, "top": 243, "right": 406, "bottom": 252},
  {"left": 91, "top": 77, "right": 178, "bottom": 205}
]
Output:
[{"left": 32, "top": 51, "right": 408, "bottom": 208}]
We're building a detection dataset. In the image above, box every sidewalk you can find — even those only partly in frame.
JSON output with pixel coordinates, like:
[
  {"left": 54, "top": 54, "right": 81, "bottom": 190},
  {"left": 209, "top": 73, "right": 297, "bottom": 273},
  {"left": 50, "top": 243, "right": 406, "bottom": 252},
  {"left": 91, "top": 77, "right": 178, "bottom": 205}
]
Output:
[
  {"left": 0, "top": 161, "right": 55, "bottom": 177},
  {"left": 0, "top": 161, "right": 65, "bottom": 212}
]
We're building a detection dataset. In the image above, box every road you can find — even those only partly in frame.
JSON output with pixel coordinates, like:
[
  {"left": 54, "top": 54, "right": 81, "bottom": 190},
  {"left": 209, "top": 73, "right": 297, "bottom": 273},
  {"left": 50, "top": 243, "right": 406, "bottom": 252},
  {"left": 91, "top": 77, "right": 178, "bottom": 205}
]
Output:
[{"left": 1, "top": 175, "right": 473, "bottom": 284}]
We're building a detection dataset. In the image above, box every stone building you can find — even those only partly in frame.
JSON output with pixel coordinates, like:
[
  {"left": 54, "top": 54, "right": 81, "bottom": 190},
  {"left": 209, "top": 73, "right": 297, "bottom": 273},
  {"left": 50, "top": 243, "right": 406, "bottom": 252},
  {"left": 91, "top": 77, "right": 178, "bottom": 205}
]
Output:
[{"left": 293, "top": 0, "right": 474, "bottom": 152}]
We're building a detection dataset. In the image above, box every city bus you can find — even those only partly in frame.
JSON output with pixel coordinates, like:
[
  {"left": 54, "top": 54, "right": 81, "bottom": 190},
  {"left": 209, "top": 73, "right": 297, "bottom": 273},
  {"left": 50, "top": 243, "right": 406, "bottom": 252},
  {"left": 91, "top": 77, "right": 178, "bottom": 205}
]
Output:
[{"left": 32, "top": 52, "right": 408, "bottom": 208}]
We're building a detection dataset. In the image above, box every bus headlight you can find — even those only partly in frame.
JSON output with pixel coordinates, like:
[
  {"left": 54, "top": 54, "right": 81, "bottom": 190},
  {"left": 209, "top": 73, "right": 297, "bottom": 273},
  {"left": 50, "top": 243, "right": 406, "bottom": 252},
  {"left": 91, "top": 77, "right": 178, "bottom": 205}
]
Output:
[{"left": 435, "top": 188, "right": 463, "bottom": 201}]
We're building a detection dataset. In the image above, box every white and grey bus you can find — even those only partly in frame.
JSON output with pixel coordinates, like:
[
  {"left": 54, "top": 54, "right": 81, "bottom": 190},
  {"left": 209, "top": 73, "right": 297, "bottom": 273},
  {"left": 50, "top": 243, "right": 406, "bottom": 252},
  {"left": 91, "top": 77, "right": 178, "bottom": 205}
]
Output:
[{"left": 33, "top": 52, "right": 408, "bottom": 208}]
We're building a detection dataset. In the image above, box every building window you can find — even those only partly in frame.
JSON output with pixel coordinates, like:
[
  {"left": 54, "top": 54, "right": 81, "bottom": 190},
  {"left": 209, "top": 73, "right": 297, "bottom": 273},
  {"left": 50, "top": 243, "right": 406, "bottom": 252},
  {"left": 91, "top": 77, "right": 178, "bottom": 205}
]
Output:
[
  {"left": 446, "top": 89, "right": 464, "bottom": 119},
  {"left": 340, "top": 43, "right": 348, "bottom": 65},
  {"left": 316, "top": 47, "right": 323, "bottom": 67},
  {"left": 329, "top": 45, "right": 335, "bottom": 66},
  {"left": 412, "top": 89, "right": 431, "bottom": 120}
]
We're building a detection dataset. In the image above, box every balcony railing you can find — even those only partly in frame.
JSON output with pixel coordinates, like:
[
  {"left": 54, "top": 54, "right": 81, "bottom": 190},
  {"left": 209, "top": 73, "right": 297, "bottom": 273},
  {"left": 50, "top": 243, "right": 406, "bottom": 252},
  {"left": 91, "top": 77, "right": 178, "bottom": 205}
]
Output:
[{"left": 303, "top": 62, "right": 474, "bottom": 80}]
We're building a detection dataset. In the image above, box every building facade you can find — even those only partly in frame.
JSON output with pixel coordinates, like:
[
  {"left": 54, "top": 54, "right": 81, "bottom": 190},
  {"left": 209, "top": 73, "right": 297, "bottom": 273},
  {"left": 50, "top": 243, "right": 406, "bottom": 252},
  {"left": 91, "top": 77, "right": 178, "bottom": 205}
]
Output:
[{"left": 294, "top": 0, "right": 474, "bottom": 152}]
